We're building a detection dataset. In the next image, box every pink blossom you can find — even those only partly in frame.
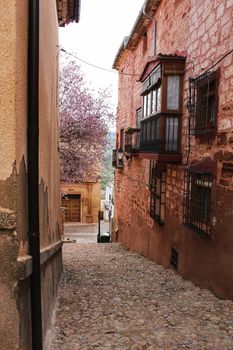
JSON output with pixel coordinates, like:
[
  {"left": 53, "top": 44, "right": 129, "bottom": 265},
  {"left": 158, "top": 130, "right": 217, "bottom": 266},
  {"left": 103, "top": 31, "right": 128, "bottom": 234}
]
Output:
[{"left": 59, "top": 59, "right": 114, "bottom": 182}]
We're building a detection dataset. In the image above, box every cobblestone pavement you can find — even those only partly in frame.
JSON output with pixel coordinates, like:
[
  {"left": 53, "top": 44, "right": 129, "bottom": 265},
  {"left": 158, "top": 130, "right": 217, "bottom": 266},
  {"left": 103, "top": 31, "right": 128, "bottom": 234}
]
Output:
[{"left": 51, "top": 243, "right": 233, "bottom": 350}]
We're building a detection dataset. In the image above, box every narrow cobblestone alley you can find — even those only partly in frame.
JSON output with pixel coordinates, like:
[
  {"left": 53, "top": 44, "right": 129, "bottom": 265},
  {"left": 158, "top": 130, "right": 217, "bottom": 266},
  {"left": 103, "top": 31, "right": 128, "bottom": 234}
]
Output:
[{"left": 51, "top": 243, "right": 233, "bottom": 350}]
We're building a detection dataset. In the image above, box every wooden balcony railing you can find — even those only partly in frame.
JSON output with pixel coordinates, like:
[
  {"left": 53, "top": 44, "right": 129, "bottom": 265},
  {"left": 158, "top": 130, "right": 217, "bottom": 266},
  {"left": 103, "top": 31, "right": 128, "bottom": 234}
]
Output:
[{"left": 139, "top": 113, "right": 182, "bottom": 162}]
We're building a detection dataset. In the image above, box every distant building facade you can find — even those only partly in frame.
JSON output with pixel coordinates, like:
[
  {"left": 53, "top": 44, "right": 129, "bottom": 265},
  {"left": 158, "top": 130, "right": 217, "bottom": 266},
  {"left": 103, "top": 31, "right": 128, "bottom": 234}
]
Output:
[
  {"left": 103, "top": 181, "right": 114, "bottom": 221},
  {"left": 0, "top": 1, "right": 80, "bottom": 349},
  {"left": 61, "top": 180, "right": 101, "bottom": 224},
  {"left": 113, "top": 0, "right": 233, "bottom": 299}
]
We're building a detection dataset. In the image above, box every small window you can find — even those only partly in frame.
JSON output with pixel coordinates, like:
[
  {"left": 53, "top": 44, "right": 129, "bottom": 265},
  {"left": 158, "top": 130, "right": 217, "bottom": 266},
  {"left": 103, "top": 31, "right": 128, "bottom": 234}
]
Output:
[
  {"left": 149, "top": 161, "right": 165, "bottom": 224},
  {"left": 184, "top": 170, "right": 213, "bottom": 236},
  {"left": 189, "top": 71, "right": 218, "bottom": 136}
]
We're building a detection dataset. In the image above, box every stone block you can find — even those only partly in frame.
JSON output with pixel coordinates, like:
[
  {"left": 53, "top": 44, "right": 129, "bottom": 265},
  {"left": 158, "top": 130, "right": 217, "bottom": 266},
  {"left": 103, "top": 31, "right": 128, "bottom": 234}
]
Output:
[
  {"left": 219, "top": 177, "right": 232, "bottom": 186},
  {"left": 214, "top": 150, "right": 224, "bottom": 160},
  {"left": 221, "top": 162, "right": 233, "bottom": 178},
  {"left": 0, "top": 209, "right": 16, "bottom": 230},
  {"left": 223, "top": 151, "right": 233, "bottom": 161}
]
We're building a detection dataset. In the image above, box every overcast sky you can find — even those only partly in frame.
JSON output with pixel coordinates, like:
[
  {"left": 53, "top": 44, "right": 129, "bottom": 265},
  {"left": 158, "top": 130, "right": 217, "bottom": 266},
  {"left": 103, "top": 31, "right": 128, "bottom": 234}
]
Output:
[{"left": 59, "top": 0, "right": 145, "bottom": 111}]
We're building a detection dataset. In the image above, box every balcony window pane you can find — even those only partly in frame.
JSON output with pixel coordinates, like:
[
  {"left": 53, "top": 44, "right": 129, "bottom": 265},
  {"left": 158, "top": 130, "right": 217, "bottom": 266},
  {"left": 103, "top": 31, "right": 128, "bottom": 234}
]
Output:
[
  {"left": 167, "top": 75, "right": 180, "bottom": 110},
  {"left": 143, "top": 95, "right": 147, "bottom": 117},
  {"left": 157, "top": 86, "right": 161, "bottom": 112},
  {"left": 146, "top": 122, "right": 151, "bottom": 140},
  {"left": 152, "top": 90, "right": 156, "bottom": 113},
  {"left": 151, "top": 119, "right": 156, "bottom": 140},
  {"left": 141, "top": 123, "right": 145, "bottom": 140},
  {"left": 166, "top": 117, "right": 179, "bottom": 152},
  {"left": 136, "top": 108, "right": 142, "bottom": 128},
  {"left": 147, "top": 93, "right": 151, "bottom": 116}
]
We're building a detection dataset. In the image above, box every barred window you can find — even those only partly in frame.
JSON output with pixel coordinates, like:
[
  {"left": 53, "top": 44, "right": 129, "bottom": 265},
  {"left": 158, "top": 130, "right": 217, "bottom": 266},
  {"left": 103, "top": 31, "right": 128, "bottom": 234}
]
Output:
[
  {"left": 149, "top": 161, "right": 165, "bottom": 224},
  {"left": 184, "top": 170, "right": 213, "bottom": 236},
  {"left": 189, "top": 71, "right": 218, "bottom": 136}
]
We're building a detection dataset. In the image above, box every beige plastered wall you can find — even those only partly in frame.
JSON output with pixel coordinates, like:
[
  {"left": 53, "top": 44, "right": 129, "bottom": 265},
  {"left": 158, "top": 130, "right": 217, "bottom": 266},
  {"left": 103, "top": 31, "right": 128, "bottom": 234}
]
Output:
[
  {"left": 0, "top": 1, "right": 30, "bottom": 349},
  {"left": 39, "top": 0, "right": 61, "bottom": 249},
  {"left": 0, "top": 0, "right": 62, "bottom": 349},
  {"left": 61, "top": 181, "right": 101, "bottom": 223},
  {"left": 39, "top": 1, "right": 62, "bottom": 348}
]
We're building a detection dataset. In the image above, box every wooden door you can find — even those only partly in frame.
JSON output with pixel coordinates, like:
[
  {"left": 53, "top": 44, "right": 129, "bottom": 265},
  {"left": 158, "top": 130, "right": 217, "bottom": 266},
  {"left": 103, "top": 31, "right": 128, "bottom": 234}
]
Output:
[{"left": 62, "top": 196, "right": 81, "bottom": 222}]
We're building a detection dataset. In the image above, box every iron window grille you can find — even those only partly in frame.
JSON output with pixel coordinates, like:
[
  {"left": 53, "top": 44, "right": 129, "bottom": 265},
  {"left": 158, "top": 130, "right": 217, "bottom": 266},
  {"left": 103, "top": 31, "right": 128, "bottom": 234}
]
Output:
[
  {"left": 183, "top": 170, "right": 213, "bottom": 237},
  {"left": 149, "top": 161, "right": 165, "bottom": 225},
  {"left": 188, "top": 71, "right": 218, "bottom": 137}
]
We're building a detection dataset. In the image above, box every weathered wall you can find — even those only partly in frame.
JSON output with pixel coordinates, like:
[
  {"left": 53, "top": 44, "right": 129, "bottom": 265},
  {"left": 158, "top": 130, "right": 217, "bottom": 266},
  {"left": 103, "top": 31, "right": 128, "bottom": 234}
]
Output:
[
  {"left": 39, "top": 0, "right": 62, "bottom": 347},
  {"left": 61, "top": 181, "right": 101, "bottom": 223},
  {"left": 40, "top": 0, "right": 61, "bottom": 248},
  {"left": 115, "top": 0, "right": 233, "bottom": 299},
  {"left": 0, "top": 0, "right": 30, "bottom": 349},
  {"left": 0, "top": 0, "right": 62, "bottom": 348}
]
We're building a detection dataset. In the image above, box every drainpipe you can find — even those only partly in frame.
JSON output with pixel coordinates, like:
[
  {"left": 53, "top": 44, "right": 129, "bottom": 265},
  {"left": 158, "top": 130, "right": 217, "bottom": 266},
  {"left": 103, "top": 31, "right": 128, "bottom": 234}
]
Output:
[
  {"left": 27, "top": 1, "right": 43, "bottom": 349},
  {"left": 143, "top": 4, "right": 157, "bottom": 55}
]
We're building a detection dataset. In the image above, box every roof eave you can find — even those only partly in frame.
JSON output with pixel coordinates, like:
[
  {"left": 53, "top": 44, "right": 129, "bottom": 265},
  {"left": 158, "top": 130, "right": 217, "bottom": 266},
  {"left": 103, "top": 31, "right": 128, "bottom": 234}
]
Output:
[
  {"left": 57, "top": 0, "right": 81, "bottom": 27},
  {"left": 112, "top": 0, "right": 161, "bottom": 70}
]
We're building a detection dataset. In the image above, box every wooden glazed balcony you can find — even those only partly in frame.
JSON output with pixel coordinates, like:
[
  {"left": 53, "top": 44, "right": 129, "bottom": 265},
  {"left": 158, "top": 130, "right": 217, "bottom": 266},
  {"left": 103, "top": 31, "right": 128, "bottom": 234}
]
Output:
[{"left": 139, "top": 113, "right": 182, "bottom": 163}]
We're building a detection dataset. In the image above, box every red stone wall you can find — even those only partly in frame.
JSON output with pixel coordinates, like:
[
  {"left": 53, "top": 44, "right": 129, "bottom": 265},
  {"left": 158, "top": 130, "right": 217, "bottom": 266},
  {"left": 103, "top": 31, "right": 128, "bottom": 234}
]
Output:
[{"left": 114, "top": 0, "right": 233, "bottom": 299}]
